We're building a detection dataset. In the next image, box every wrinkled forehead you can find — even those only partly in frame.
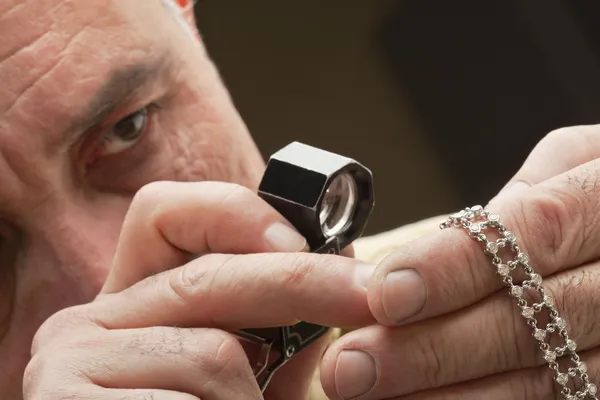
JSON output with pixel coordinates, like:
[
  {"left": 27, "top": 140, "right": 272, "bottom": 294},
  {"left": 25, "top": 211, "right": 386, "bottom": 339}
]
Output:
[{"left": 0, "top": 0, "right": 176, "bottom": 140}]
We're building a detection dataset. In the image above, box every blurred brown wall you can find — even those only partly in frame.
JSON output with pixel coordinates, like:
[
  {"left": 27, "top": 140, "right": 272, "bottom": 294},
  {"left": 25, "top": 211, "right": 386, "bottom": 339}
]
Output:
[{"left": 195, "top": 2, "right": 461, "bottom": 235}]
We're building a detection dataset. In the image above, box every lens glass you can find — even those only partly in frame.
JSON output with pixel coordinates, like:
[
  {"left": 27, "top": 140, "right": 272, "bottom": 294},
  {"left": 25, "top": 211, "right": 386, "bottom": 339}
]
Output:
[{"left": 319, "top": 173, "right": 357, "bottom": 237}]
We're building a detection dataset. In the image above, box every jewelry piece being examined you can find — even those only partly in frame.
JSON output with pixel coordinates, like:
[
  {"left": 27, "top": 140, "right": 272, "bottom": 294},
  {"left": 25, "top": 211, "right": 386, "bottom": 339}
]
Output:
[{"left": 441, "top": 206, "right": 597, "bottom": 400}]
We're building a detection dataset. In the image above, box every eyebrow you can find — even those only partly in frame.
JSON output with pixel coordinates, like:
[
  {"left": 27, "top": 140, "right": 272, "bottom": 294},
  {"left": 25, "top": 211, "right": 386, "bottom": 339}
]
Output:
[{"left": 68, "top": 54, "right": 168, "bottom": 143}]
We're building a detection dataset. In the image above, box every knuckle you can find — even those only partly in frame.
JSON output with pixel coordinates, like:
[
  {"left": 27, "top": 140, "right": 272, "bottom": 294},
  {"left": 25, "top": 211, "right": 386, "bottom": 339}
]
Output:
[
  {"left": 22, "top": 349, "right": 74, "bottom": 399},
  {"left": 564, "top": 162, "right": 600, "bottom": 253},
  {"left": 439, "top": 232, "right": 490, "bottom": 300},
  {"left": 410, "top": 331, "right": 452, "bottom": 387},
  {"left": 220, "top": 183, "right": 254, "bottom": 206},
  {"left": 540, "top": 125, "right": 600, "bottom": 163},
  {"left": 189, "top": 330, "right": 248, "bottom": 379},
  {"left": 547, "top": 269, "right": 600, "bottom": 343},
  {"left": 22, "top": 353, "right": 44, "bottom": 398},
  {"left": 508, "top": 192, "right": 571, "bottom": 273},
  {"left": 169, "top": 254, "right": 233, "bottom": 304},
  {"left": 541, "top": 127, "right": 577, "bottom": 149},
  {"left": 32, "top": 306, "right": 89, "bottom": 354},
  {"left": 490, "top": 295, "right": 537, "bottom": 369},
  {"left": 280, "top": 253, "right": 318, "bottom": 289},
  {"left": 542, "top": 125, "right": 600, "bottom": 159},
  {"left": 130, "top": 326, "right": 186, "bottom": 357}
]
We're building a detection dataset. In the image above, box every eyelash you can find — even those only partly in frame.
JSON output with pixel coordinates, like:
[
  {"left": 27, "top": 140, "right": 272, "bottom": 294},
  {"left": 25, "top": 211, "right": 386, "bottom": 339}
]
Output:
[{"left": 84, "top": 104, "right": 158, "bottom": 170}]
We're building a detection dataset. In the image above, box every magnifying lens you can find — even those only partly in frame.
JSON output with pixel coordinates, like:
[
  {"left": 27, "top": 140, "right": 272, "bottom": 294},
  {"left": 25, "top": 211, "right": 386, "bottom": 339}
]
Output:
[
  {"left": 319, "top": 172, "right": 358, "bottom": 238},
  {"left": 236, "top": 141, "right": 375, "bottom": 391}
]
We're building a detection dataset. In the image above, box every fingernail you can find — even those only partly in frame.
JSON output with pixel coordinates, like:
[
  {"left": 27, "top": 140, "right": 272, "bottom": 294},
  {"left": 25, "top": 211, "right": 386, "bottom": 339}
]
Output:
[
  {"left": 335, "top": 350, "right": 378, "bottom": 399},
  {"left": 264, "top": 222, "right": 308, "bottom": 252},
  {"left": 382, "top": 269, "right": 427, "bottom": 323},
  {"left": 354, "top": 263, "right": 377, "bottom": 289}
]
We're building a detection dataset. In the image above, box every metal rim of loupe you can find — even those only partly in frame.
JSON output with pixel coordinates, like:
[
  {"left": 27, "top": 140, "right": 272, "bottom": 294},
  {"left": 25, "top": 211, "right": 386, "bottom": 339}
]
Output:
[{"left": 319, "top": 173, "right": 358, "bottom": 238}]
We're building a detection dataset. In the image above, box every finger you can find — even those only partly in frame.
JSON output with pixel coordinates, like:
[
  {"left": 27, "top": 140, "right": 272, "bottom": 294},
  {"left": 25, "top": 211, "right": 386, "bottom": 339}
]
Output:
[
  {"left": 100, "top": 389, "right": 200, "bottom": 400},
  {"left": 397, "top": 347, "right": 600, "bottom": 400},
  {"left": 322, "top": 263, "right": 600, "bottom": 398},
  {"left": 93, "top": 252, "right": 375, "bottom": 330},
  {"left": 39, "top": 387, "right": 202, "bottom": 400},
  {"left": 33, "top": 327, "right": 261, "bottom": 399},
  {"left": 342, "top": 244, "right": 355, "bottom": 258},
  {"left": 102, "top": 181, "right": 308, "bottom": 293},
  {"left": 494, "top": 125, "right": 600, "bottom": 201},
  {"left": 367, "top": 158, "right": 600, "bottom": 327}
]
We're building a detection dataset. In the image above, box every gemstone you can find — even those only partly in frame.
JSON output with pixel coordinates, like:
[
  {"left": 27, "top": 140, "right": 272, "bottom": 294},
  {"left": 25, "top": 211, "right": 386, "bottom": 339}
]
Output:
[
  {"left": 504, "top": 231, "right": 517, "bottom": 243},
  {"left": 566, "top": 339, "right": 577, "bottom": 351},
  {"left": 544, "top": 296, "right": 555, "bottom": 307},
  {"left": 556, "top": 373, "right": 569, "bottom": 385},
  {"left": 497, "top": 264, "right": 510, "bottom": 276},
  {"left": 579, "top": 362, "right": 588, "bottom": 373},
  {"left": 510, "top": 285, "right": 524, "bottom": 297},
  {"left": 522, "top": 307, "right": 534, "bottom": 318},
  {"left": 517, "top": 253, "right": 529, "bottom": 264},
  {"left": 530, "top": 274, "right": 542, "bottom": 285},
  {"left": 469, "top": 224, "right": 481, "bottom": 234},
  {"left": 488, "top": 213, "right": 500, "bottom": 223},
  {"left": 544, "top": 350, "right": 556, "bottom": 362},
  {"left": 555, "top": 317, "right": 567, "bottom": 330},
  {"left": 534, "top": 329, "right": 546, "bottom": 341},
  {"left": 589, "top": 383, "right": 597, "bottom": 395},
  {"left": 486, "top": 242, "right": 499, "bottom": 254}
]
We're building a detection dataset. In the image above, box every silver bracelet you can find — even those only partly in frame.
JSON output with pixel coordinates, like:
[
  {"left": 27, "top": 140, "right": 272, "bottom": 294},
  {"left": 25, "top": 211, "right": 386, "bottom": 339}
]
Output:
[{"left": 440, "top": 206, "right": 597, "bottom": 399}]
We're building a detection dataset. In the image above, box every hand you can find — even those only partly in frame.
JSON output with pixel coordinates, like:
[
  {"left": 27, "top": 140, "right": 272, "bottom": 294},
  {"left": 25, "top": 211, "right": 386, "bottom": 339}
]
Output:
[
  {"left": 320, "top": 125, "right": 600, "bottom": 399},
  {"left": 23, "top": 181, "right": 375, "bottom": 400}
]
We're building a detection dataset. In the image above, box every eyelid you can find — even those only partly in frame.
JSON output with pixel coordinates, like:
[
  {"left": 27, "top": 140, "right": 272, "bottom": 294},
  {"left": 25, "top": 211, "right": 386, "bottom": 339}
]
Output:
[
  {"left": 76, "top": 101, "right": 154, "bottom": 163},
  {"left": 83, "top": 104, "right": 158, "bottom": 169}
]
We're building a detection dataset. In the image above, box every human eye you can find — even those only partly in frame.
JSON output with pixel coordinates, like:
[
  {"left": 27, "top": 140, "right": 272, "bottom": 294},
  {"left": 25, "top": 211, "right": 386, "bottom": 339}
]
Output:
[{"left": 97, "top": 106, "right": 150, "bottom": 156}]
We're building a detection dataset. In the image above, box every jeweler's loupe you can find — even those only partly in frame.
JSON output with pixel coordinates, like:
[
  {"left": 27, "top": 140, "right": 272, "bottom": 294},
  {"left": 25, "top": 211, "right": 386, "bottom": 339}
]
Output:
[{"left": 236, "top": 141, "right": 375, "bottom": 391}]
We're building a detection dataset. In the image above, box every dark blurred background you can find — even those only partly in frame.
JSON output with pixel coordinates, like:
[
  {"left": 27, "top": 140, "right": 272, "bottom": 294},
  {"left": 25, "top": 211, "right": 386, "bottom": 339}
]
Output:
[{"left": 195, "top": 0, "right": 600, "bottom": 236}]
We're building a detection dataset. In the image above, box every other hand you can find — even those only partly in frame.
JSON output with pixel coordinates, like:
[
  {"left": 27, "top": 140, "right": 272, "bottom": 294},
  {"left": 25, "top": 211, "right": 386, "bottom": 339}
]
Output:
[
  {"left": 23, "top": 181, "right": 375, "bottom": 400},
  {"left": 321, "top": 125, "right": 600, "bottom": 399}
]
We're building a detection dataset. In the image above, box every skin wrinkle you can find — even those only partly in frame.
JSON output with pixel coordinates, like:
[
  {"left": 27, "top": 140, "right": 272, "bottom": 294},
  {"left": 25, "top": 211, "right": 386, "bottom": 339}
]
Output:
[
  {"left": 0, "top": 0, "right": 30, "bottom": 22},
  {"left": 498, "top": 293, "right": 530, "bottom": 373},
  {"left": 4, "top": 27, "right": 89, "bottom": 116},
  {"left": 0, "top": 30, "right": 53, "bottom": 69},
  {"left": 0, "top": 5, "right": 77, "bottom": 112},
  {"left": 0, "top": 0, "right": 70, "bottom": 63}
]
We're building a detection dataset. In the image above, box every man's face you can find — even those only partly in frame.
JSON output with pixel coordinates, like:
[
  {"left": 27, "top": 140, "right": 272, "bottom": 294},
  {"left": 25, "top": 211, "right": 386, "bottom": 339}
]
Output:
[{"left": 0, "top": 0, "right": 264, "bottom": 396}]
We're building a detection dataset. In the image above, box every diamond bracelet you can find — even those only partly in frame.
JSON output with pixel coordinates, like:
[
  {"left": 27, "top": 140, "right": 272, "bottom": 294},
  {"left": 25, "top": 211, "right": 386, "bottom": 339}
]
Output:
[{"left": 440, "top": 206, "right": 597, "bottom": 399}]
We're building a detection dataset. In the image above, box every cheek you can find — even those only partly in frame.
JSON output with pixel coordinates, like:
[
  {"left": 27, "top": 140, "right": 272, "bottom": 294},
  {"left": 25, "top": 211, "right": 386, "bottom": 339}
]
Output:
[
  {"left": 17, "top": 196, "right": 131, "bottom": 319},
  {"left": 170, "top": 128, "right": 238, "bottom": 183},
  {"left": 0, "top": 274, "right": 14, "bottom": 342},
  {"left": 0, "top": 199, "right": 128, "bottom": 359},
  {"left": 158, "top": 104, "right": 261, "bottom": 187}
]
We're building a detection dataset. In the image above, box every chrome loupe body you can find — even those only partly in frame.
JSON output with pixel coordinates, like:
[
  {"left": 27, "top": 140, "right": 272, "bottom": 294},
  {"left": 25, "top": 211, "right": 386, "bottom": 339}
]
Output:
[{"left": 237, "top": 142, "right": 375, "bottom": 391}]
